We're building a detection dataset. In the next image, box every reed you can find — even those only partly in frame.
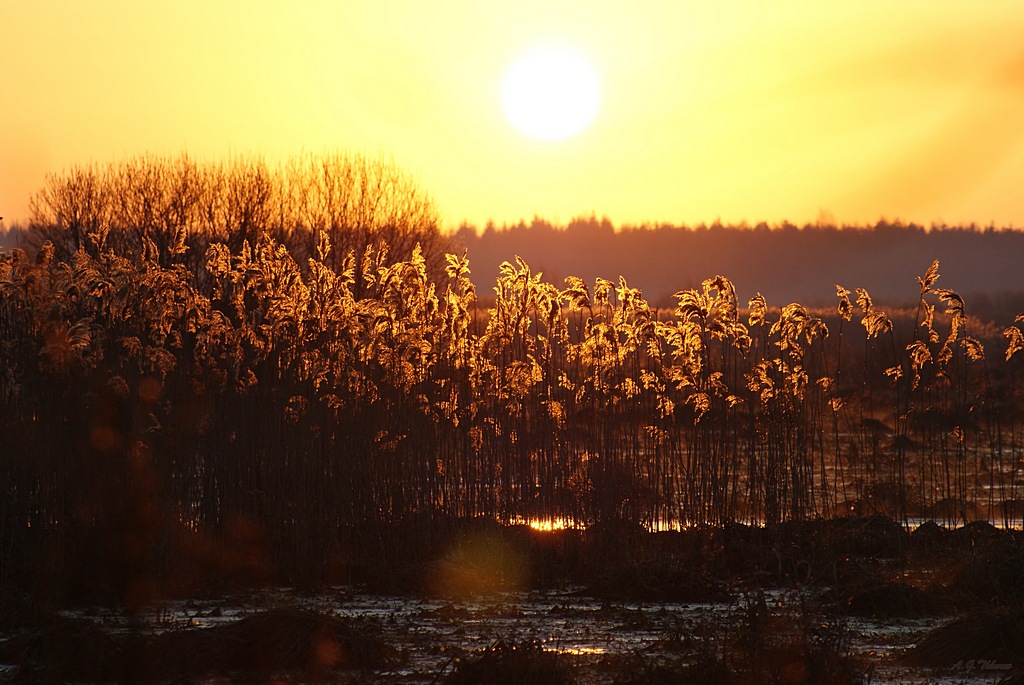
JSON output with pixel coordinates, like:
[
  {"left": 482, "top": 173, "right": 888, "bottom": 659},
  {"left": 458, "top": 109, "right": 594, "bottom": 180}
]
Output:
[{"left": 4, "top": 156, "right": 1024, "bottom": 595}]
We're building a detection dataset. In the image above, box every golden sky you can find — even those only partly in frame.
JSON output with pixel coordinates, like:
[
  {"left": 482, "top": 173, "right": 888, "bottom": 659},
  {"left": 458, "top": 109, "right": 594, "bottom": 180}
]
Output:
[{"left": 2, "top": 1, "right": 1024, "bottom": 230}]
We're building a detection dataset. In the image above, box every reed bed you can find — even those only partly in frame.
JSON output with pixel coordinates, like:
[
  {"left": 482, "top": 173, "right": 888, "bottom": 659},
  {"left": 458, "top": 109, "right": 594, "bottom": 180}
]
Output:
[{"left": 2, "top": 155, "right": 1024, "bottom": 596}]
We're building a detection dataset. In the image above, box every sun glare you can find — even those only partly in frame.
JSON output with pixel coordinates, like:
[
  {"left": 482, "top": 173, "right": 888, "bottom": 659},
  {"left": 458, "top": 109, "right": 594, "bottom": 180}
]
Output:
[
  {"left": 500, "top": 43, "right": 601, "bottom": 141},
  {"left": 522, "top": 517, "right": 572, "bottom": 533}
]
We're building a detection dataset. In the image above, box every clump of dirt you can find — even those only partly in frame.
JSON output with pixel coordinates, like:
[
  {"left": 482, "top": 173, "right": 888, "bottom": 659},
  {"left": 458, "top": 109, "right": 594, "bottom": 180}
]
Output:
[
  {"left": 610, "top": 653, "right": 734, "bottom": 685},
  {"left": 582, "top": 561, "right": 732, "bottom": 603},
  {"left": 0, "top": 615, "right": 128, "bottom": 684},
  {"left": 909, "top": 519, "right": 949, "bottom": 547},
  {"left": 610, "top": 591, "right": 866, "bottom": 685},
  {"left": 0, "top": 606, "right": 395, "bottom": 683},
  {"left": 946, "top": 534, "right": 1024, "bottom": 609},
  {"left": 832, "top": 521, "right": 1024, "bottom": 618},
  {"left": 900, "top": 608, "right": 1024, "bottom": 670},
  {"left": 727, "top": 591, "right": 865, "bottom": 685},
  {"left": 440, "top": 638, "right": 576, "bottom": 685},
  {"left": 700, "top": 515, "right": 909, "bottom": 588},
  {"left": 829, "top": 515, "right": 908, "bottom": 560},
  {"left": 843, "top": 582, "right": 940, "bottom": 618},
  {"left": 151, "top": 607, "right": 395, "bottom": 678}
]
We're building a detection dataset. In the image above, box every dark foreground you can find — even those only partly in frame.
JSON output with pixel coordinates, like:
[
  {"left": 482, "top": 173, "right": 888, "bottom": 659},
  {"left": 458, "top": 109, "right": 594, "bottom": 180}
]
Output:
[{"left": 2, "top": 516, "right": 1023, "bottom": 684}]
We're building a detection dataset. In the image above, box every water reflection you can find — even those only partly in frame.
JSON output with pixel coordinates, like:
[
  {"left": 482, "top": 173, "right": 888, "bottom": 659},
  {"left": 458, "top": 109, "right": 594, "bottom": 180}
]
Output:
[
  {"left": 61, "top": 586, "right": 952, "bottom": 684},
  {"left": 510, "top": 516, "right": 574, "bottom": 532},
  {"left": 548, "top": 644, "right": 607, "bottom": 656}
]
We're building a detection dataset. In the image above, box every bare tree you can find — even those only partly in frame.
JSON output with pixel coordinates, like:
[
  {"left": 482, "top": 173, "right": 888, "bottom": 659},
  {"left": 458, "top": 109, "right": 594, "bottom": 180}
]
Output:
[
  {"left": 28, "top": 163, "right": 113, "bottom": 260},
  {"left": 27, "top": 152, "right": 450, "bottom": 296},
  {"left": 110, "top": 154, "right": 204, "bottom": 267},
  {"left": 281, "top": 152, "right": 448, "bottom": 297}
]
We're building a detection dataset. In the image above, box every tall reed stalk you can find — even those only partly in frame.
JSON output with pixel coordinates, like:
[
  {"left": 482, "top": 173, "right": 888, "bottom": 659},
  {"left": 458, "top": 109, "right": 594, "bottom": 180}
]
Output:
[{"left": 4, "top": 159, "right": 1024, "bottom": 593}]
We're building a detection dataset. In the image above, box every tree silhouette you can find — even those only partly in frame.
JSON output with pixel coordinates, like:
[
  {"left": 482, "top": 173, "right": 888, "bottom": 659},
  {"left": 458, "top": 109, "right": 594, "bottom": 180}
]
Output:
[{"left": 26, "top": 152, "right": 452, "bottom": 296}]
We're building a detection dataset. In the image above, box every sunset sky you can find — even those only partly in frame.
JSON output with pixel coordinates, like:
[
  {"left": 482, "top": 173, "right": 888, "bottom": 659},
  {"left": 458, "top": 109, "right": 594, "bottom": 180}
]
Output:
[{"left": 2, "top": 1, "right": 1023, "bottom": 231}]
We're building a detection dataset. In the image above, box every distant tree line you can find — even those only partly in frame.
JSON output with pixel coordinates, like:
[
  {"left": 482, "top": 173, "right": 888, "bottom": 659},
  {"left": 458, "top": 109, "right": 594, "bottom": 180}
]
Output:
[{"left": 453, "top": 216, "right": 1024, "bottom": 314}]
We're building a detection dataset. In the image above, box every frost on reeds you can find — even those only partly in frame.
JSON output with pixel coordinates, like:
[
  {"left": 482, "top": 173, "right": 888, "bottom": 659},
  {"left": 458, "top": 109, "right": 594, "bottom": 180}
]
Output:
[{"left": 3, "top": 161, "right": 1024, "bottom": 594}]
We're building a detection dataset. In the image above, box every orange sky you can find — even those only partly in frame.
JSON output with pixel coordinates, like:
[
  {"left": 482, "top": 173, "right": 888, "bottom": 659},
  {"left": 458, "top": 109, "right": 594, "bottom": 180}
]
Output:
[{"left": 2, "top": 1, "right": 1023, "bottom": 231}]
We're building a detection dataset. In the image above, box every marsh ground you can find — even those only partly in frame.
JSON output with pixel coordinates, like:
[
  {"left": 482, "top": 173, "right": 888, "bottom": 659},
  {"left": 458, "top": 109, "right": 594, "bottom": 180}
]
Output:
[{"left": 3, "top": 517, "right": 1022, "bottom": 684}]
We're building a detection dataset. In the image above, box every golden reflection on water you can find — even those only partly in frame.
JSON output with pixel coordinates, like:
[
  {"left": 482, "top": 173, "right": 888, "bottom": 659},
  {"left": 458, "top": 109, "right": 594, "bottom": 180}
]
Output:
[
  {"left": 506, "top": 516, "right": 576, "bottom": 532},
  {"left": 512, "top": 516, "right": 685, "bottom": 532},
  {"left": 514, "top": 515, "right": 1024, "bottom": 532},
  {"left": 548, "top": 645, "right": 607, "bottom": 656}
]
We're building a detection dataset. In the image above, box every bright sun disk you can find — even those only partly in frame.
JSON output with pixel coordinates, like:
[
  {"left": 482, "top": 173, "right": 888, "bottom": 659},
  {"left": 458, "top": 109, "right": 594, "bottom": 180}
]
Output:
[{"left": 501, "top": 44, "right": 601, "bottom": 141}]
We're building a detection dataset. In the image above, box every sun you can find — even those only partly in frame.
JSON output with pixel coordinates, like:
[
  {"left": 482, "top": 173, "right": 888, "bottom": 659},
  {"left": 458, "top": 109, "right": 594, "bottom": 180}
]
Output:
[{"left": 500, "top": 43, "right": 601, "bottom": 141}]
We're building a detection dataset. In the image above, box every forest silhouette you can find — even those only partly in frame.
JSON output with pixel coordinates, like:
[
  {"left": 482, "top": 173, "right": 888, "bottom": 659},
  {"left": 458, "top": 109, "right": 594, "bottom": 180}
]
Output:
[{"left": 453, "top": 216, "right": 1024, "bottom": 313}]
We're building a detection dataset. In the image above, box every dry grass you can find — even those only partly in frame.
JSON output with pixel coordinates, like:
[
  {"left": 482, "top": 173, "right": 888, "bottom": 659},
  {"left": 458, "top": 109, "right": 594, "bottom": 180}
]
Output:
[{"left": 2, "top": 157, "right": 1024, "bottom": 600}]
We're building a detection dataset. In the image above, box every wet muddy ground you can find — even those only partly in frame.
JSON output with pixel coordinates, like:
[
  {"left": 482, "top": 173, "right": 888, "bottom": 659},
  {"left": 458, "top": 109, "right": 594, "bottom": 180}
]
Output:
[
  {"left": 4, "top": 516, "right": 1023, "bottom": 683},
  {"left": 6, "top": 586, "right": 1009, "bottom": 684}
]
